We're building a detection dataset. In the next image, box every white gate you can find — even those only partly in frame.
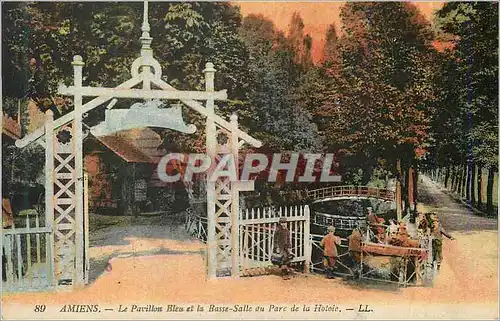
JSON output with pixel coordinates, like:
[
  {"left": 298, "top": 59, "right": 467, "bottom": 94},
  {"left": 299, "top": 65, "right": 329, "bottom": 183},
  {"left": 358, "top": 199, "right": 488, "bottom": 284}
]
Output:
[
  {"left": 2, "top": 213, "right": 54, "bottom": 292},
  {"left": 239, "top": 205, "right": 311, "bottom": 276}
]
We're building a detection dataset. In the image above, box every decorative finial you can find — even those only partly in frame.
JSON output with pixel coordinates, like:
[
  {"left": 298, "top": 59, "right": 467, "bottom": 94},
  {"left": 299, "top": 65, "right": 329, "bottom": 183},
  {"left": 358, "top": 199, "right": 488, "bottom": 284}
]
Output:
[
  {"left": 203, "top": 62, "right": 216, "bottom": 73},
  {"left": 140, "top": 0, "right": 152, "bottom": 50},
  {"left": 72, "top": 55, "right": 85, "bottom": 66}
]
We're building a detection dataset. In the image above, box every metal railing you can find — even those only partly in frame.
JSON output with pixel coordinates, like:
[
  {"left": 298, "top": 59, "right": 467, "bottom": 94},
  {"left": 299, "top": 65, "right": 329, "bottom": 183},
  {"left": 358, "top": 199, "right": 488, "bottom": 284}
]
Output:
[
  {"left": 185, "top": 212, "right": 208, "bottom": 243},
  {"left": 312, "top": 211, "right": 367, "bottom": 231},
  {"left": 309, "top": 234, "right": 354, "bottom": 277},
  {"left": 308, "top": 185, "right": 395, "bottom": 202}
]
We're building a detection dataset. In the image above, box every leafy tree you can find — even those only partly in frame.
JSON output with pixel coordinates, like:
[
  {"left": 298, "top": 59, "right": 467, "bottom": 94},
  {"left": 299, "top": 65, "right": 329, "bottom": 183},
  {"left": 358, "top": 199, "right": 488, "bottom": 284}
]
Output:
[
  {"left": 322, "top": 23, "right": 341, "bottom": 75},
  {"left": 287, "top": 12, "right": 313, "bottom": 69},
  {"left": 240, "top": 13, "right": 322, "bottom": 153},
  {"left": 431, "top": 2, "right": 498, "bottom": 214},
  {"left": 317, "top": 3, "right": 436, "bottom": 187}
]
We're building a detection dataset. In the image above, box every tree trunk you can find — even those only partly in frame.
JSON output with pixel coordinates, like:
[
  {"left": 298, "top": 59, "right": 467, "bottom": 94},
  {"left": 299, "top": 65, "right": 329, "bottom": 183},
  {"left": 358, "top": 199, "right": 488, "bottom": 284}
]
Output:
[
  {"left": 477, "top": 166, "right": 483, "bottom": 209},
  {"left": 450, "top": 166, "right": 457, "bottom": 192},
  {"left": 459, "top": 162, "right": 467, "bottom": 197},
  {"left": 486, "top": 166, "right": 495, "bottom": 216},
  {"left": 444, "top": 166, "right": 450, "bottom": 188},
  {"left": 408, "top": 166, "right": 414, "bottom": 214},
  {"left": 402, "top": 166, "right": 409, "bottom": 214},
  {"left": 413, "top": 169, "right": 419, "bottom": 212},
  {"left": 466, "top": 161, "right": 472, "bottom": 201},
  {"left": 462, "top": 163, "right": 468, "bottom": 198},
  {"left": 470, "top": 163, "right": 476, "bottom": 205}
]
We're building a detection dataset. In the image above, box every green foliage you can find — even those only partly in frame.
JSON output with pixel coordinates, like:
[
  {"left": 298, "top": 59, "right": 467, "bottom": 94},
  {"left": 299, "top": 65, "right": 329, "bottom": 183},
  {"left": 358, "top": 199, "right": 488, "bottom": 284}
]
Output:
[
  {"left": 2, "top": 2, "right": 497, "bottom": 198},
  {"left": 431, "top": 2, "right": 498, "bottom": 170},
  {"left": 316, "top": 2, "right": 436, "bottom": 181},
  {"left": 240, "top": 13, "right": 322, "bottom": 153},
  {"left": 2, "top": 140, "right": 45, "bottom": 195}
]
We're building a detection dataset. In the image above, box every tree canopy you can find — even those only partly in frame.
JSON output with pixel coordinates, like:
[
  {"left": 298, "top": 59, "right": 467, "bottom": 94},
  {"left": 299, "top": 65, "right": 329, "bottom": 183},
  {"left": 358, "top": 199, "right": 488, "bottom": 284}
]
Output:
[{"left": 2, "top": 2, "right": 498, "bottom": 209}]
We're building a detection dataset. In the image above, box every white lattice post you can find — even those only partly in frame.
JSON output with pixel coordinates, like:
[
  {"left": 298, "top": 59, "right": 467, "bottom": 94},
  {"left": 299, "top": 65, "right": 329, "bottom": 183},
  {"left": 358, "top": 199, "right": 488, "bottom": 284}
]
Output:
[
  {"left": 230, "top": 114, "right": 240, "bottom": 277},
  {"left": 72, "top": 55, "right": 85, "bottom": 286},
  {"left": 44, "top": 110, "right": 55, "bottom": 286},
  {"left": 204, "top": 62, "right": 217, "bottom": 279}
]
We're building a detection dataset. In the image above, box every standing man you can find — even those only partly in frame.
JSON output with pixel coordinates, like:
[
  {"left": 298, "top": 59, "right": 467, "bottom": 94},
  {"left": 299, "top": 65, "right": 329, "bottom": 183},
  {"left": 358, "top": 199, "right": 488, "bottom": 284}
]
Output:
[
  {"left": 430, "top": 213, "right": 454, "bottom": 270},
  {"left": 348, "top": 228, "right": 362, "bottom": 278},
  {"left": 320, "top": 226, "right": 341, "bottom": 279},
  {"left": 273, "top": 217, "right": 292, "bottom": 280},
  {"left": 417, "top": 212, "right": 429, "bottom": 232}
]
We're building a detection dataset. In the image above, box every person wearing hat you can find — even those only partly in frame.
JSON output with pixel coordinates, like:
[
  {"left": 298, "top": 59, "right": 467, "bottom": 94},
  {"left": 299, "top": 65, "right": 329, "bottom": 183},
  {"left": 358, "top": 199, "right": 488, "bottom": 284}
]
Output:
[
  {"left": 320, "top": 226, "right": 341, "bottom": 279},
  {"left": 348, "top": 227, "right": 362, "bottom": 278},
  {"left": 430, "top": 214, "right": 454, "bottom": 270},
  {"left": 273, "top": 217, "right": 292, "bottom": 279}
]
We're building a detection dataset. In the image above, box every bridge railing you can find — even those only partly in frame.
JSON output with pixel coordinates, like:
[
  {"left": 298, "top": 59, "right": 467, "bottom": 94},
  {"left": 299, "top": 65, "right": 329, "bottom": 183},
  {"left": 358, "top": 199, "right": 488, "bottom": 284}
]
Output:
[{"left": 307, "top": 185, "right": 395, "bottom": 202}]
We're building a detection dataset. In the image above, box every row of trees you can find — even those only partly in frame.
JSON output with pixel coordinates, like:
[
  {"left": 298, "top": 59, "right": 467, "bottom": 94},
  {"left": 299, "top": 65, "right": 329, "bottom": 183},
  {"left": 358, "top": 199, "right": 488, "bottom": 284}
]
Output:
[
  {"left": 424, "top": 3, "right": 498, "bottom": 215},
  {"left": 291, "top": 2, "right": 498, "bottom": 214},
  {"left": 2, "top": 2, "right": 498, "bottom": 214}
]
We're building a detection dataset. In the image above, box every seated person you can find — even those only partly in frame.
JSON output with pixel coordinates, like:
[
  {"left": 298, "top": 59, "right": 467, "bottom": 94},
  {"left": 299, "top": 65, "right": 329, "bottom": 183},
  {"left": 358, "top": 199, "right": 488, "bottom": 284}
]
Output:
[{"left": 417, "top": 212, "right": 429, "bottom": 231}]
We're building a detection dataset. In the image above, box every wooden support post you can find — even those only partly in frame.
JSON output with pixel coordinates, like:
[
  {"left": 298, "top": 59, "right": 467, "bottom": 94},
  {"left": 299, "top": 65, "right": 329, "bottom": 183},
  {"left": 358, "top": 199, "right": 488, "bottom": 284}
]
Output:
[
  {"left": 415, "top": 256, "right": 421, "bottom": 285},
  {"left": 26, "top": 215, "right": 32, "bottom": 285},
  {"left": 4, "top": 234, "right": 14, "bottom": 285},
  {"left": 244, "top": 213, "right": 249, "bottom": 271},
  {"left": 230, "top": 114, "right": 240, "bottom": 277},
  {"left": 408, "top": 166, "right": 414, "bottom": 215},
  {"left": 72, "top": 55, "right": 85, "bottom": 286},
  {"left": 396, "top": 159, "right": 402, "bottom": 221},
  {"left": 84, "top": 172, "right": 90, "bottom": 284},
  {"left": 44, "top": 110, "right": 55, "bottom": 287},
  {"left": 35, "top": 215, "right": 41, "bottom": 264},
  {"left": 267, "top": 209, "right": 272, "bottom": 262},
  {"left": 16, "top": 234, "right": 22, "bottom": 282},
  {"left": 204, "top": 62, "right": 217, "bottom": 279},
  {"left": 304, "top": 205, "right": 311, "bottom": 273}
]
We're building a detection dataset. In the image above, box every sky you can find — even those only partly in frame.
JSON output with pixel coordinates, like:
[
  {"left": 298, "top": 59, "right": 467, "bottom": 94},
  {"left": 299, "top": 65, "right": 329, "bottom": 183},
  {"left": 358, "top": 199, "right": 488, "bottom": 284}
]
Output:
[{"left": 234, "top": 2, "right": 445, "bottom": 62}]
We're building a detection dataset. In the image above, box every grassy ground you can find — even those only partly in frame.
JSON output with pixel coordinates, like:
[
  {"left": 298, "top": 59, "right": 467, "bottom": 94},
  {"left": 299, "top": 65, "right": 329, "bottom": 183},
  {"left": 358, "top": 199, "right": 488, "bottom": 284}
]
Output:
[
  {"left": 443, "top": 168, "right": 498, "bottom": 208},
  {"left": 89, "top": 211, "right": 186, "bottom": 231}
]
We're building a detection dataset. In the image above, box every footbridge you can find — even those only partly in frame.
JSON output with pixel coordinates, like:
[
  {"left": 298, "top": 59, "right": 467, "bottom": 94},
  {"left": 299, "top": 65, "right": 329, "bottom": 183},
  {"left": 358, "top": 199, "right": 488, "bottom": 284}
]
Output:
[{"left": 307, "top": 185, "right": 395, "bottom": 203}]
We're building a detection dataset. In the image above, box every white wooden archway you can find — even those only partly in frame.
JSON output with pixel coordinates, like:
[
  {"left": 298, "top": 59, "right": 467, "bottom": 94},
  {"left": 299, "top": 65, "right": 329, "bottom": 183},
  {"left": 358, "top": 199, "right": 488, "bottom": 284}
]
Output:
[{"left": 16, "top": 1, "right": 261, "bottom": 288}]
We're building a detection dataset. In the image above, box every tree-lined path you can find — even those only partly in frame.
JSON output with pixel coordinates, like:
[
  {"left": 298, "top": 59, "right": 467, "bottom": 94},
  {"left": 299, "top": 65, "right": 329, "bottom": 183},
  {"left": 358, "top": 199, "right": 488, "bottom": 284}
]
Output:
[{"left": 418, "top": 174, "right": 498, "bottom": 231}]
